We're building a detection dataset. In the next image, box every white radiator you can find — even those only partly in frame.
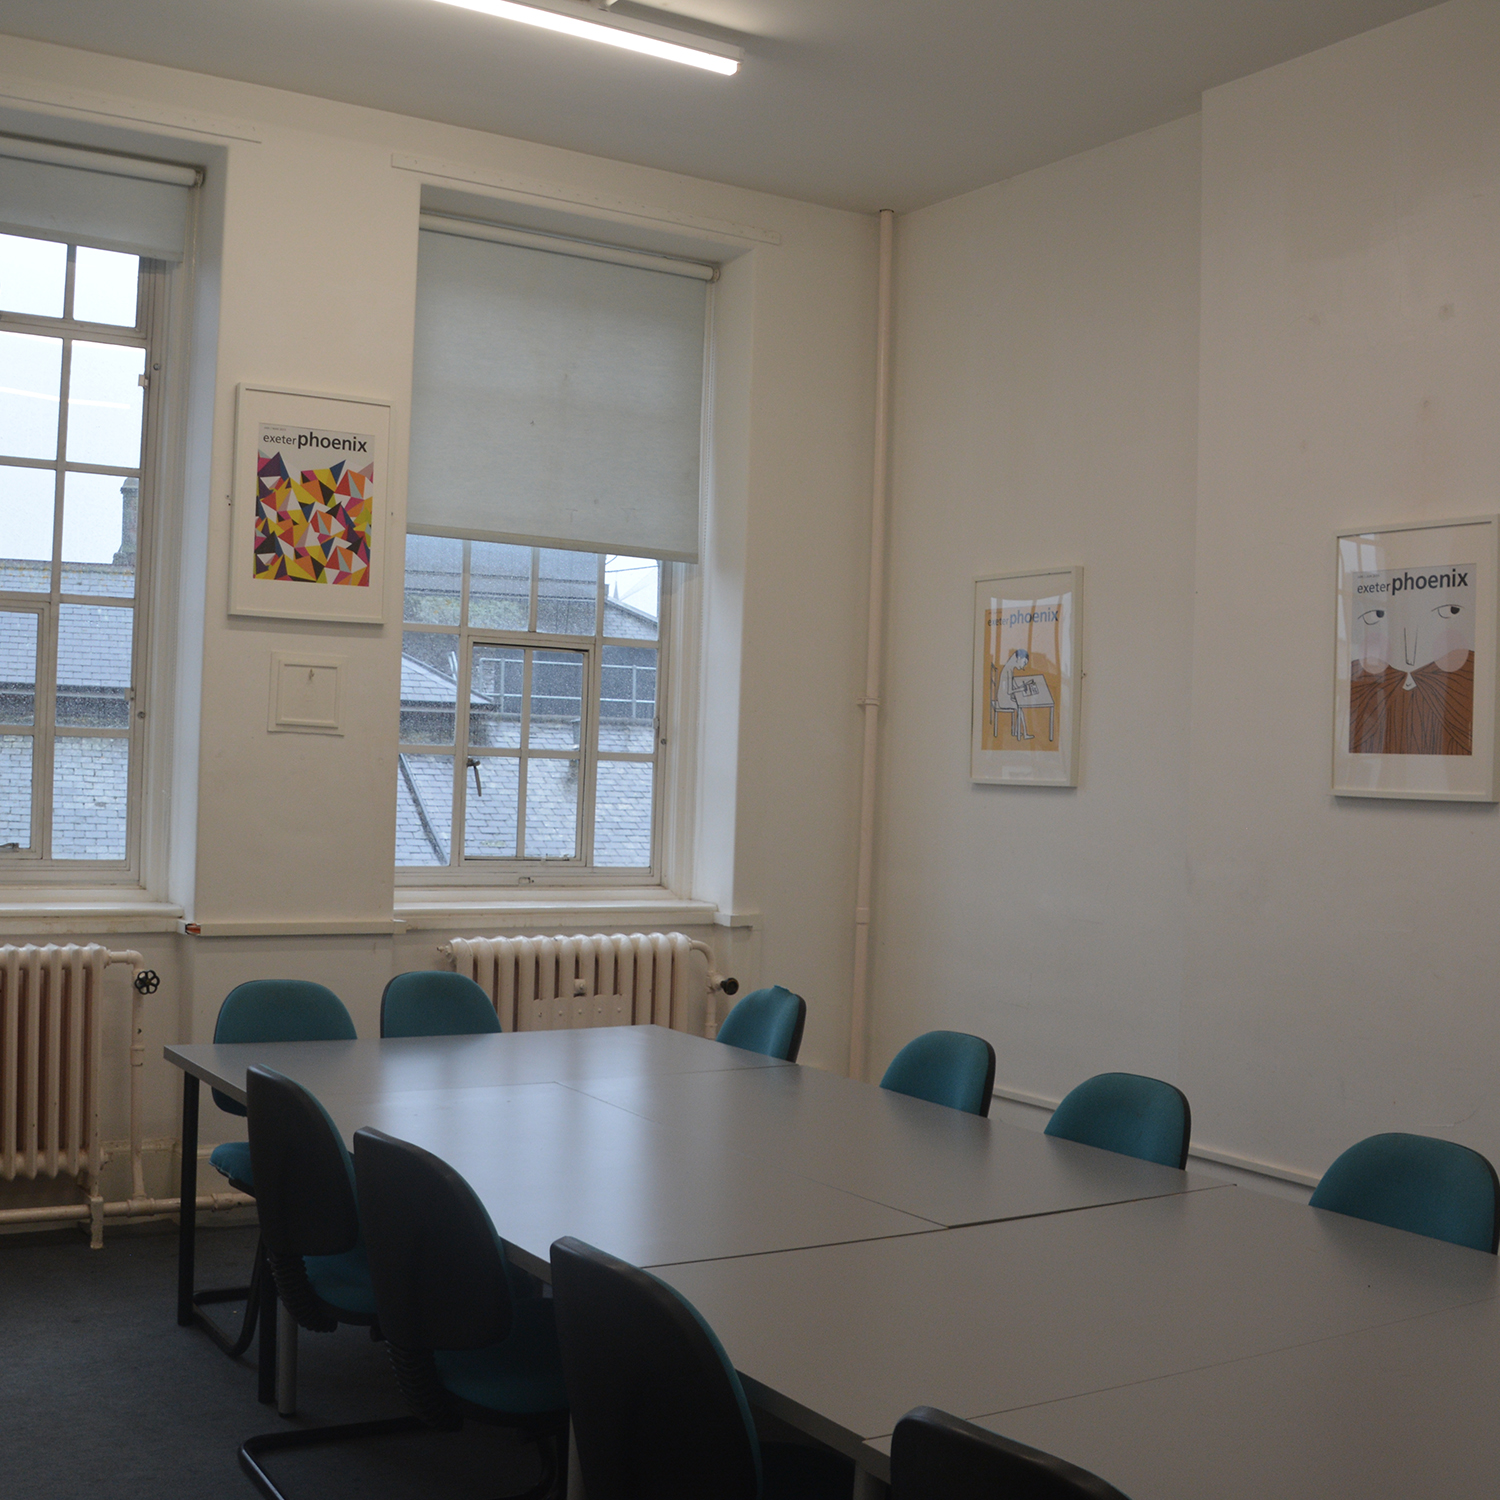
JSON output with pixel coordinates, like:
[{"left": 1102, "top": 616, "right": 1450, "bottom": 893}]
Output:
[
  {"left": 440, "top": 932, "right": 729, "bottom": 1035},
  {"left": 0, "top": 944, "right": 132, "bottom": 1185}
]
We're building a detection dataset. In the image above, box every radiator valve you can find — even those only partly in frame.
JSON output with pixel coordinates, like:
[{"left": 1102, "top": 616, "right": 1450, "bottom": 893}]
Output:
[{"left": 133, "top": 969, "right": 161, "bottom": 994}]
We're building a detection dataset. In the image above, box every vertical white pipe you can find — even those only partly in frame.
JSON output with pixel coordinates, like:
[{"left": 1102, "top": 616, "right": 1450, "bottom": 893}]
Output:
[{"left": 849, "top": 209, "right": 895, "bottom": 1081}]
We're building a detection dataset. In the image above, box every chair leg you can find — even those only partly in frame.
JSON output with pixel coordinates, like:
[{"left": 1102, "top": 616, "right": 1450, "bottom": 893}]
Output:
[
  {"left": 238, "top": 1416, "right": 425, "bottom": 1500},
  {"left": 276, "top": 1301, "right": 298, "bottom": 1417},
  {"left": 192, "top": 1233, "right": 266, "bottom": 1359},
  {"left": 258, "top": 1269, "right": 278, "bottom": 1406}
]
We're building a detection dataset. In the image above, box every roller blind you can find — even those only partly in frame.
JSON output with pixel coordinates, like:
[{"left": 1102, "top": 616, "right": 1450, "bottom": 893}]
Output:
[
  {"left": 409, "top": 224, "right": 709, "bottom": 562},
  {"left": 0, "top": 138, "right": 199, "bottom": 262}
]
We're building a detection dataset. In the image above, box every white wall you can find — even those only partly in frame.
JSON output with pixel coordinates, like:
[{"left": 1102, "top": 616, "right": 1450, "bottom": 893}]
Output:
[
  {"left": 874, "top": 116, "right": 1202, "bottom": 1095},
  {"left": 1183, "top": 0, "right": 1500, "bottom": 1178},
  {"left": 0, "top": 36, "right": 876, "bottom": 1158},
  {"left": 875, "top": 0, "right": 1500, "bottom": 1186}
]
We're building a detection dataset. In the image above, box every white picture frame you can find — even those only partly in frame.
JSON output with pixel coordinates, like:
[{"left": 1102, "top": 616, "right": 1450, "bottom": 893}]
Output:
[
  {"left": 1333, "top": 515, "right": 1500, "bottom": 801},
  {"left": 971, "top": 567, "right": 1082, "bottom": 786},
  {"left": 228, "top": 384, "right": 391, "bottom": 623}
]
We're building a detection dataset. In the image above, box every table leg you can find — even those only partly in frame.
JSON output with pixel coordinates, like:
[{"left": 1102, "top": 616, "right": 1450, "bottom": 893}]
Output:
[
  {"left": 176, "top": 1071, "right": 199, "bottom": 1326},
  {"left": 852, "top": 1465, "right": 888, "bottom": 1500}
]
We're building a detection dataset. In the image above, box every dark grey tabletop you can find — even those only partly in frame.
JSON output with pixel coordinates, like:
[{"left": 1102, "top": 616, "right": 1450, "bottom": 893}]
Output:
[
  {"left": 953, "top": 1294, "right": 1500, "bottom": 1499},
  {"left": 571, "top": 1063, "right": 1214, "bottom": 1227},
  {"left": 654, "top": 1186, "right": 1500, "bottom": 1474},
  {"left": 165, "top": 1023, "right": 785, "bottom": 1107}
]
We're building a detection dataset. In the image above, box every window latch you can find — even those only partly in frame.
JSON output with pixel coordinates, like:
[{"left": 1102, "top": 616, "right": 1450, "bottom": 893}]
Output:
[{"left": 466, "top": 756, "right": 483, "bottom": 797}]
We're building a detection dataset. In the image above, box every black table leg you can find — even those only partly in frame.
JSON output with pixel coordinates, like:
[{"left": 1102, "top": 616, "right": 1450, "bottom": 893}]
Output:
[{"left": 177, "top": 1071, "right": 199, "bottom": 1326}]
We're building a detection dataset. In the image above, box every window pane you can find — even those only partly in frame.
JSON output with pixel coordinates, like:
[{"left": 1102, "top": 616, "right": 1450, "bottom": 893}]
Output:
[
  {"left": 470, "top": 541, "right": 530, "bottom": 629},
  {"left": 530, "top": 649, "right": 584, "bottom": 750},
  {"left": 604, "top": 555, "right": 659, "bottom": 640},
  {"left": 537, "top": 548, "right": 597, "bottom": 636},
  {"left": 0, "top": 613, "right": 38, "bottom": 726},
  {"left": 599, "top": 645, "right": 657, "bottom": 752},
  {"left": 61, "top": 471, "right": 137, "bottom": 596},
  {"left": 0, "top": 332, "right": 62, "bottom": 460},
  {"left": 593, "top": 761, "right": 654, "bottom": 868},
  {"left": 463, "top": 755, "right": 519, "bottom": 858},
  {"left": 51, "top": 735, "right": 128, "bottom": 860},
  {"left": 0, "top": 734, "right": 32, "bottom": 850},
  {"left": 0, "top": 464, "right": 56, "bottom": 591},
  {"left": 404, "top": 533, "right": 462, "bottom": 625},
  {"left": 396, "top": 752, "right": 453, "bottom": 866},
  {"left": 72, "top": 247, "right": 140, "bottom": 327},
  {"left": 469, "top": 643, "right": 523, "bottom": 748},
  {"left": 399, "top": 631, "right": 458, "bottom": 745},
  {"left": 0, "top": 233, "right": 65, "bottom": 318},
  {"left": 65, "top": 340, "right": 145, "bottom": 468},
  {"left": 524, "top": 758, "right": 578, "bottom": 859},
  {"left": 57, "top": 604, "right": 133, "bottom": 728}
]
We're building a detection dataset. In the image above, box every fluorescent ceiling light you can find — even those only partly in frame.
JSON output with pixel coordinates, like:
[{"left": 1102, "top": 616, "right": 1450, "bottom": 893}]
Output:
[{"left": 430, "top": 0, "right": 742, "bottom": 75}]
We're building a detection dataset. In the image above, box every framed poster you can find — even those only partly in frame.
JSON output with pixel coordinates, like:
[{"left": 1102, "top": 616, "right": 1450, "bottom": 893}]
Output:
[
  {"left": 1333, "top": 515, "right": 1500, "bottom": 801},
  {"left": 229, "top": 384, "right": 391, "bottom": 623},
  {"left": 971, "top": 567, "right": 1082, "bottom": 786}
]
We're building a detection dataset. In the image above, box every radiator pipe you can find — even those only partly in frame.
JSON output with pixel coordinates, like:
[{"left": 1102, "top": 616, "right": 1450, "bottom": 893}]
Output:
[
  {"left": 849, "top": 208, "right": 895, "bottom": 1082},
  {"left": 0, "top": 1191, "right": 252, "bottom": 1228}
]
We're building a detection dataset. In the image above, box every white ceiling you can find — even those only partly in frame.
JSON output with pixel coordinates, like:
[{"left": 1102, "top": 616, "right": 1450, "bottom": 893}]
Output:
[{"left": 0, "top": 0, "right": 1446, "bottom": 213}]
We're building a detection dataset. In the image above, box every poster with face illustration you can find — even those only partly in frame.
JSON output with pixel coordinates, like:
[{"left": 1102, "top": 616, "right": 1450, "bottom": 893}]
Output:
[{"left": 1334, "top": 518, "right": 1500, "bottom": 800}]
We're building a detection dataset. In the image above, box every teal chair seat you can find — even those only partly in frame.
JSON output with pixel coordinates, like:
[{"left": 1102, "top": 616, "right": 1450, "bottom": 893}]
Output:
[
  {"left": 304, "top": 1240, "right": 379, "bottom": 1320},
  {"left": 1309, "top": 1132, "right": 1500, "bottom": 1253},
  {"left": 433, "top": 1299, "right": 570, "bottom": 1415},
  {"left": 880, "top": 1031, "right": 996, "bottom": 1117},
  {"left": 1044, "top": 1072, "right": 1192, "bottom": 1170},
  {"left": 209, "top": 1140, "right": 254, "bottom": 1189},
  {"left": 716, "top": 985, "right": 806, "bottom": 1062},
  {"left": 381, "top": 971, "right": 502, "bottom": 1038}
]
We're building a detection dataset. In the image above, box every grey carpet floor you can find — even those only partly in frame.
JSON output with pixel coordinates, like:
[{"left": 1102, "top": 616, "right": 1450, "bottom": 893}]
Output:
[{"left": 0, "top": 1221, "right": 544, "bottom": 1500}]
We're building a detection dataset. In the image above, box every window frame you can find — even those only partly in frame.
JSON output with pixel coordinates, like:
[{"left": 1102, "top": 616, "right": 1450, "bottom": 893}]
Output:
[
  {"left": 0, "top": 238, "right": 166, "bottom": 884},
  {"left": 396, "top": 535, "right": 673, "bottom": 887}
]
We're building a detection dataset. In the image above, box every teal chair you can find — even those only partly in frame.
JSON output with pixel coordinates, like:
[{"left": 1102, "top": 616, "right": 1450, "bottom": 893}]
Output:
[
  {"left": 716, "top": 985, "right": 806, "bottom": 1061},
  {"left": 1309, "top": 1132, "right": 1500, "bottom": 1253},
  {"left": 1044, "top": 1072, "right": 1192, "bottom": 1170},
  {"left": 381, "top": 970, "right": 502, "bottom": 1038},
  {"left": 550, "top": 1235, "right": 853, "bottom": 1500},
  {"left": 880, "top": 1031, "right": 996, "bottom": 1117},
  {"left": 198, "top": 980, "right": 357, "bottom": 1370},
  {"left": 246, "top": 1066, "right": 378, "bottom": 1417},
  {"left": 348, "top": 1128, "right": 570, "bottom": 1491},
  {"left": 891, "top": 1406, "right": 1130, "bottom": 1499}
]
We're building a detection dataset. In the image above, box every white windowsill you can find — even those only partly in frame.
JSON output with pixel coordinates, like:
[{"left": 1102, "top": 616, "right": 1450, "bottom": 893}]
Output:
[
  {"left": 395, "top": 887, "right": 722, "bottom": 932},
  {"left": 0, "top": 893, "right": 185, "bottom": 936}
]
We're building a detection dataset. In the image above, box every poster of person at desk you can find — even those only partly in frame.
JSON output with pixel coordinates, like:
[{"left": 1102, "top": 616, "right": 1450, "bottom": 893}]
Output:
[{"left": 972, "top": 568, "right": 1082, "bottom": 786}]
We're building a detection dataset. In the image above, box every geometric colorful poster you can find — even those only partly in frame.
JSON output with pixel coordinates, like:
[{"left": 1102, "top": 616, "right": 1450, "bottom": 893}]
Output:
[{"left": 253, "top": 424, "right": 374, "bottom": 586}]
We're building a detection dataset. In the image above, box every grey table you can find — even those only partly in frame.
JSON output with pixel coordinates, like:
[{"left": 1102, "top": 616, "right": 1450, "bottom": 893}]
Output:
[
  {"left": 572, "top": 1063, "right": 1215, "bottom": 1227},
  {"left": 313, "top": 1080, "right": 937, "bottom": 1278},
  {"left": 952, "top": 1294, "right": 1500, "bottom": 1499},
  {"left": 654, "top": 1186, "right": 1500, "bottom": 1482},
  {"left": 169, "top": 1023, "right": 786, "bottom": 1107},
  {"left": 165, "top": 1026, "right": 793, "bottom": 1328}
]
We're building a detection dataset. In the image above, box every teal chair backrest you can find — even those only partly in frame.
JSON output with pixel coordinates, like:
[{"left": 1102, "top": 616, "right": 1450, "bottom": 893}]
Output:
[
  {"left": 1309, "top": 1132, "right": 1500, "bottom": 1253},
  {"left": 715, "top": 985, "right": 806, "bottom": 1062},
  {"left": 381, "top": 970, "right": 502, "bottom": 1038},
  {"left": 880, "top": 1031, "right": 996, "bottom": 1117},
  {"left": 1044, "top": 1072, "right": 1192, "bottom": 1170},
  {"left": 212, "top": 980, "right": 356, "bottom": 1117}
]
